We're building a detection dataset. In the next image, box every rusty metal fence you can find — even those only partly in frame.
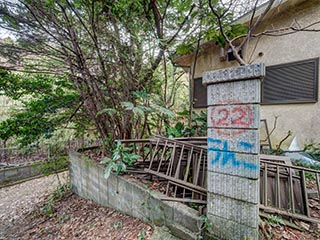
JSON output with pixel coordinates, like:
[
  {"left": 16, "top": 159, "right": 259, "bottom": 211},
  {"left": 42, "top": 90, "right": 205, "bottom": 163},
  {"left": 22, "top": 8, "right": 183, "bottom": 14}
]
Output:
[
  {"left": 260, "top": 155, "right": 320, "bottom": 223},
  {"left": 122, "top": 137, "right": 207, "bottom": 203},
  {"left": 121, "top": 137, "right": 320, "bottom": 224}
]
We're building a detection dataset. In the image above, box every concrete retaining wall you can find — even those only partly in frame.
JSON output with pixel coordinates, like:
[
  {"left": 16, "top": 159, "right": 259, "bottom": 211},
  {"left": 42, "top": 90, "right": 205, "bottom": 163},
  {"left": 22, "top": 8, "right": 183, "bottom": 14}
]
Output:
[
  {"left": 0, "top": 160, "right": 68, "bottom": 187},
  {"left": 69, "top": 151, "right": 200, "bottom": 240},
  {"left": 0, "top": 161, "right": 43, "bottom": 187}
]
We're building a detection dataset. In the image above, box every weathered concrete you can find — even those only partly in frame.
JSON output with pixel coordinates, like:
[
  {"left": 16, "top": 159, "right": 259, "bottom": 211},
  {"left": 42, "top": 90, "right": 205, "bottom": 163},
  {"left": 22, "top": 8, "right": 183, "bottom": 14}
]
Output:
[
  {"left": 151, "top": 226, "right": 182, "bottom": 240},
  {"left": 69, "top": 151, "right": 200, "bottom": 240},
  {"left": 176, "top": 0, "right": 320, "bottom": 146},
  {"left": 0, "top": 157, "right": 69, "bottom": 187},
  {"left": 204, "top": 64, "right": 264, "bottom": 240},
  {"left": 0, "top": 161, "right": 43, "bottom": 187}
]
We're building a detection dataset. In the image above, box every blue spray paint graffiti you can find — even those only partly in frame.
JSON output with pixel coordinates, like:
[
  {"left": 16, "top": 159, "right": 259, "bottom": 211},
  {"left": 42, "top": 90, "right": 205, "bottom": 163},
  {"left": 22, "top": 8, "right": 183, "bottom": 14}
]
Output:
[{"left": 208, "top": 137, "right": 258, "bottom": 170}]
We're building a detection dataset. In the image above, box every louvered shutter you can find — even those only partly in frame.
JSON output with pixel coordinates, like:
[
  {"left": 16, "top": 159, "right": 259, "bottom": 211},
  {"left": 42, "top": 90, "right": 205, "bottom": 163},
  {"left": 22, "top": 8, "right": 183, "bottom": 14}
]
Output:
[{"left": 262, "top": 58, "right": 319, "bottom": 104}]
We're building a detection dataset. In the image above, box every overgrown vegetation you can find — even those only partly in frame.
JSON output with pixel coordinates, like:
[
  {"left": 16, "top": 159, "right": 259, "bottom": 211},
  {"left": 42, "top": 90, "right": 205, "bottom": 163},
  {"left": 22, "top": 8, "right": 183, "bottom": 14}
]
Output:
[
  {"left": 100, "top": 140, "right": 140, "bottom": 179},
  {"left": 38, "top": 183, "right": 70, "bottom": 217},
  {"left": 0, "top": 69, "right": 81, "bottom": 148},
  {"left": 0, "top": 0, "right": 259, "bottom": 150},
  {"left": 0, "top": 0, "right": 203, "bottom": 145},
  {"left": 137, "top": 230, "right": 147, "bottom": 240},
  {"left": 304, "top": 143, "right": 320, "bottom": 161},
  {"left": 38, "top": 156, "right": 69, "bottom": 185},
  {"left": 197, "top": 215, "right": 215, "bottom": 240},
  {"left": 166, "top": 110, "right": 207, "bottom": 138}
]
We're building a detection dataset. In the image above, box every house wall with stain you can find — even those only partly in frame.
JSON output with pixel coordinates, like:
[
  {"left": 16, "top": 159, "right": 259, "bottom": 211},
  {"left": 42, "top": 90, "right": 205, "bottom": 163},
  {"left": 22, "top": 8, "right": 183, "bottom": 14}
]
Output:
[{"left": 183, "top": 0, "right": 320, "bottom": 147}]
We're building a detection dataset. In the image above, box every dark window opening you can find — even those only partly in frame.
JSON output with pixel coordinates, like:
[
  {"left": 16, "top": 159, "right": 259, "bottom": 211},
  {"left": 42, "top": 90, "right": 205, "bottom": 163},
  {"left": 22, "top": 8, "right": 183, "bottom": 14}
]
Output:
[
  {"left": 227, "top": 48, "right": 243, "bottom": 61},
  {"left": 262, "top": 58, "right": 319, "bottom": 104},
  {"left": 193, "top": 77, "right": 207, "bottom": 108}
]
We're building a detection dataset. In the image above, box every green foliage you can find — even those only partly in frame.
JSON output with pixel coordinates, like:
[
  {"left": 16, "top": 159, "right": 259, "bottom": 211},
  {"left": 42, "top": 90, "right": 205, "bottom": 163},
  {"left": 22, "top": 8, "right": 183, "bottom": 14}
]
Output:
[
  {"left": 137, "top": 230, "right": 147, "bottom": 240},
  {"left": 207, "top": 23, "right": 248, "bottom": 47},
  {"left": 197, "top": 215, "right": 214, "bottom": 240},
  {"left": 0, "top": 0, "right": 202, "bottom": 143},
  {"left": 0, "top": 69, "right": 82, "bottom": 147},
  {"left": 176, "top": 43, "right": 195, "bottom": 55},
  {"left": 98, "top": 89, "right": 177, "bottom": 139},
  {"left": 188, "top": 202, "right": 200, "bottom": 211},
  {"left": 175, "top": 1, "right": 249, "bottom": 52},
  {"left": 167, "top": 122, "right": 187, "bottom": 138},
  {"left": 39, "top": 184, "right": 70, "bottom": 217},
  {"left": 305, "top": 172, "right": 317, "bottom": 183},
  {"left": 166, "top": 110, "right": 207, "bottom": 138},
  {"left": 0, "top": 69, "right": 73, "bottom": 100},
  {"left": 304, "top": 143, "right": 320, "bottom": 161},
  {"left": 267, "top": 215, "right": 284, "bottom": 226},
  {"left": 0, "top": 0, "right": 250, "bottom": 145},
  {"left": 100, "top": 140, "right": 140, "bottom": 179},
  {"left": 191, "top": 111, "right": 207, "bottom": 136},
  {"left": 39, "top": 157, "right": 68, "bottom": 177},
  {"left": 293, "top": 161, "right": 320, "bottom": 171}
]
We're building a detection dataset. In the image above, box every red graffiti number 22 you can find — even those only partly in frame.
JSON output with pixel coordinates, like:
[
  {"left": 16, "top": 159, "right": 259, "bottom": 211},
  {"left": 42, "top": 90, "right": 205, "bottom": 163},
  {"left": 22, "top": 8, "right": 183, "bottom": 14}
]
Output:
[{"left": 211, "top": 105, "right": 253, "bottom": 129}]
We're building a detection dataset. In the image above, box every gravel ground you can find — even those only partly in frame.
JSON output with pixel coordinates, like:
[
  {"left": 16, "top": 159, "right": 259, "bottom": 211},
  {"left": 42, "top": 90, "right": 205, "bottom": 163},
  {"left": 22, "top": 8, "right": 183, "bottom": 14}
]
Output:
[
  {"left": 2, "top": 171, "right": 318, "bottom": 240},
  {"left": 0, "top": 172, "right": 153, "bottom": 240},
  {"left": 0, "top": 172, "right": 69, "bottom": 237}
]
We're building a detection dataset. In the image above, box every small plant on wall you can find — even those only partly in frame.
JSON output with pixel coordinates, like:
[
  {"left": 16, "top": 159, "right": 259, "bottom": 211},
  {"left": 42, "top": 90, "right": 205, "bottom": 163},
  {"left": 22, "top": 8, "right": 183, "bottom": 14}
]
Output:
[{"left": 100, "top": 141, "right": 140, "bottom": 179}]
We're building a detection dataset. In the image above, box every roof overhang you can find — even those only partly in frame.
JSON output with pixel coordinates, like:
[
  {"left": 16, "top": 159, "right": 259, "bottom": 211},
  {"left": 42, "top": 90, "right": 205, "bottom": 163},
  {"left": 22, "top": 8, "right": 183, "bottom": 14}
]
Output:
[
  {"left": 235, "top": 0, "right": 308, "bottom": 25},
  {"left": 174, "top": 0, "right": 309, "bottom": 67}
]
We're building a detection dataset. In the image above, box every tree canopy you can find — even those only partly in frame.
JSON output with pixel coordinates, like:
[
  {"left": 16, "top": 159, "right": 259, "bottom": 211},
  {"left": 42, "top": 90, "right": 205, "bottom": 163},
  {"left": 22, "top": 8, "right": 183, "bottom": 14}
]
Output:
[
  {"left": 0, "top": 0, "right": 268, "bottom": 146},
  {"left": 0, "top": 0, "right": 207, "bottom": 145}
]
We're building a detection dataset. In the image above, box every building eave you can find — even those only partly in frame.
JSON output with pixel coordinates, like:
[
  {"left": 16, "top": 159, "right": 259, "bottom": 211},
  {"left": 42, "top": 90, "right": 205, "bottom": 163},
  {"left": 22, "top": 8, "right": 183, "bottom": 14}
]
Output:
[{"left": 174, "top": 0, "right": 310, "bottom": 67}]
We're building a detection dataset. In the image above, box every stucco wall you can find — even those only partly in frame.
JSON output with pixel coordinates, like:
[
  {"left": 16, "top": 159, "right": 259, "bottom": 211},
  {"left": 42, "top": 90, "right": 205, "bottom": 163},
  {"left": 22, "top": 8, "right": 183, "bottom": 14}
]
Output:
[{"left": 191, "top": 0, "right": 320, "bottom": 147}]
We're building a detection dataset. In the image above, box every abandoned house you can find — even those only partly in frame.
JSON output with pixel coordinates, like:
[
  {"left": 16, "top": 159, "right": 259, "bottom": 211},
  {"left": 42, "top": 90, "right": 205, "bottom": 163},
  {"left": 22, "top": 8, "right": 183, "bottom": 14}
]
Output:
[{"left": 175, "top": 0, "right": 320, "bottom": 147}]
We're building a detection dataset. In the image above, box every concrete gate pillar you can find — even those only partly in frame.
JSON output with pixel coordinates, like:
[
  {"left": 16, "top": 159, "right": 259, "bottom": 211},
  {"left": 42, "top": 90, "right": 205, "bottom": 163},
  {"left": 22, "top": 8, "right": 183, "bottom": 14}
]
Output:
[{"left": 203, "top": 64, "right": 265, "bottom": 240}]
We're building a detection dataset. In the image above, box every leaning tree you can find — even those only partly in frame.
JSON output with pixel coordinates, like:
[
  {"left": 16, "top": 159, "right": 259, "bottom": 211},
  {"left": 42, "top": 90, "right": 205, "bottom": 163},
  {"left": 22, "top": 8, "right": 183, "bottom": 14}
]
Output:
[{"left": 0, "top": 0, "right": 202, "bottom": 144}]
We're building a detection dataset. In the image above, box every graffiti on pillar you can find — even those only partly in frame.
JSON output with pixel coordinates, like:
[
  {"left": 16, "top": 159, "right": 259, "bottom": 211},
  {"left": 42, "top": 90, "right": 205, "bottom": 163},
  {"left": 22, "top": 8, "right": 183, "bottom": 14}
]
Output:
[
  {"left": 209, "top": 101, "right": 254, "bottom": 136},
  {"left": 208, "top": 98, "right": 258, "bottom": 169},
  {"left": 208, "top": 138, "right": 258, "bottom": 170}
]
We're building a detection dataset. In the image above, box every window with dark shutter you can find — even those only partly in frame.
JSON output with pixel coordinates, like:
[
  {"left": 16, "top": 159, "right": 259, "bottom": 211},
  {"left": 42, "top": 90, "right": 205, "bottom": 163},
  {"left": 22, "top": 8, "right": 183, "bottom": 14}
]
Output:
[
  {"left": 262, "top": 58, "right": 319, "bottom": 104},
  {"left": 193, "top": 77, "right": 207, "bottom": 108}
]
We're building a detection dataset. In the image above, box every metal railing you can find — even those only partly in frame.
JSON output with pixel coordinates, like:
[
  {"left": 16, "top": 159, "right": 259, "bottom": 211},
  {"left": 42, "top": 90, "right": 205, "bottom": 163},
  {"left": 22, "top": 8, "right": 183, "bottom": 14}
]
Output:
[
  {"left": 260, "top": 155, "right": 320, "bottom": 223},
  {"left": 111, "top": 137, "right": 320, "bottom": 223},
  {"left": 122, "top": 137, "right": 207, "bottom": 203}
]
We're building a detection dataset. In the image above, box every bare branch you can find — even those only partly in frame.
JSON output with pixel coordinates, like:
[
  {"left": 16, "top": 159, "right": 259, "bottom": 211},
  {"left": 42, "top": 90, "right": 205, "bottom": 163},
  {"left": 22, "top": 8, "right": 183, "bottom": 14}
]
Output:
[
  {"left": 249, "top": 0, "right": 260, "bottom": 28},
  {"left": 208, "top": 0, "right": 246, "bottom": 65},
  {"left": 151, "top": 0, "right": 163, "bottom": 39},
  {"left": 167, "top": 4, "right": 196, "bottom": 45},
  {"left": 238, "top": 0, "right": 276, "bottom": 50},
  {"left": 21, "top": 2, "right": 77, "bottom": 55}
]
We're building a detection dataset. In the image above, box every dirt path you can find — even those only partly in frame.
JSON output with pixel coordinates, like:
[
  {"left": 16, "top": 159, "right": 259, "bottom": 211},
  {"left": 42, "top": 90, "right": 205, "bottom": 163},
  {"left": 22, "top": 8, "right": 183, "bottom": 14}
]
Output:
[
  {"left": 0, "top": 172, "right": 69, "bottom": 237},
  {"left": 0, "top": 172, "right": 153, "bottom": 240}
]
